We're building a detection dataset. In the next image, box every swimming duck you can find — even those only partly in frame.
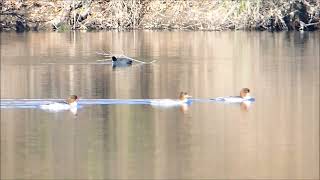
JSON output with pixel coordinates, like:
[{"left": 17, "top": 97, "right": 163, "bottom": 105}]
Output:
[
  {"left": 39, "top": 95, "right": 79, "bottom": 111},
  {"left": 150, "top": 92, "right": 192, "bottom": 106},
  {"left": 112, "top": 56, "right": 133, "bottom": 66},
  {"left": 212, "top": 88, "right": 255, "bottom": 103}
]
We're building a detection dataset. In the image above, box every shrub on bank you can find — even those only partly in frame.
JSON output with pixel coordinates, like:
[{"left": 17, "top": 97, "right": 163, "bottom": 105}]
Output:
[{"left": 1, "top": 0, "right": 319, "bottom": 32}]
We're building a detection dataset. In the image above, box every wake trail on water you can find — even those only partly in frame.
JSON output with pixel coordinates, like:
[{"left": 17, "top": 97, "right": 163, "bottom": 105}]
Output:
[{"left": 1, "top": 97, "right": 255, "bottom": 108}]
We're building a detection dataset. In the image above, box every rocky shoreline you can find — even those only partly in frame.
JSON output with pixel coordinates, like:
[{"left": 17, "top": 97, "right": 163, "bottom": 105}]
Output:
[{"left": 1, "top": 0, "right": 319, "bottom": 32}]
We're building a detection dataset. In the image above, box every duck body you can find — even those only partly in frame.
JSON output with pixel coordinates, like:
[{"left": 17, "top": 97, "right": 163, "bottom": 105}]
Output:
[
  {"left": 150, "top": 92, "right": 192, "bottom": 106},
  {"left": 39, "top": 101, "right": 78, "bottom": 111},
  {"left": 212, "top": 96, "right": 255, "bottom": 103},
  {"left": 150, "top": 98, "right": 192, "bottom": 106}
]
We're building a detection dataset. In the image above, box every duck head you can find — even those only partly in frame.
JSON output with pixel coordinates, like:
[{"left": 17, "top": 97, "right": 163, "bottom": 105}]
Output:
[
  {"left": 240, "top": 88, "right": 250, "bottom": 98},
  {"left": 67, "top": 95, "right": 78, "bottom": 106},
  {"left": 179, "top": 92, "right": 192, "bottom": 102}
]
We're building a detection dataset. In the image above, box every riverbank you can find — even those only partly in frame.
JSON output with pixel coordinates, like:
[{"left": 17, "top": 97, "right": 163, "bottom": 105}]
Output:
[{"left": 1, "top": 0, "right": 319, "bottom": 32}]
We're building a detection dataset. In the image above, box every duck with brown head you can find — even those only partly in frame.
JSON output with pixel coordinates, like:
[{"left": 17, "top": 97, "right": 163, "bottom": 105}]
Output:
[
  {"left": 150, "top": 92, "right": 192, "bottom": 106},
  {"left": 39, "top": 95, "right": 79, "bottom": 113},
  {"left": 211, "top": 88, "right": 255, "bottom": 103}
]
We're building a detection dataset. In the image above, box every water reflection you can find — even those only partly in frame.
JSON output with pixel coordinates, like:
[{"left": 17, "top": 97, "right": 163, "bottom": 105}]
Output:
[{"left": 1, "top": 31, "right": 319, "bottom": 179}]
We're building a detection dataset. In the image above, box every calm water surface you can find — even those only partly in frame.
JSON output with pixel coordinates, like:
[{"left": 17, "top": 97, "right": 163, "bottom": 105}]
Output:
[{"left": 1, "top": 31, "right": 319, "bottom": 179}]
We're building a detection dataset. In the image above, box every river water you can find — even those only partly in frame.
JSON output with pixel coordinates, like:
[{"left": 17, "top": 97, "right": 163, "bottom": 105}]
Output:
[{"left": 1, "top": 31, "right": 319, "bottom": 179}]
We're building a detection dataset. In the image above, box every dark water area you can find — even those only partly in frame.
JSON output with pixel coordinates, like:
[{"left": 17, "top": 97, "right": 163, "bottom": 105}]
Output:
[{"left": 1, "top": 31, "right": 319, "bottom": 179}]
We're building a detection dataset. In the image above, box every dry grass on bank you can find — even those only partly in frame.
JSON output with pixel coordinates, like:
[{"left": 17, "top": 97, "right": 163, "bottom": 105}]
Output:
[
  {"left": 140, "top": 0, "right": 320, "bottom": 31},
  {"left": 1, "top": 0, "right": 319, "bottom": 31}
]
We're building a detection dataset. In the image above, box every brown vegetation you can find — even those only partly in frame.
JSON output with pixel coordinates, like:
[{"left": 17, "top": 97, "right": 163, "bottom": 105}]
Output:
[{"left": 1, "top": 0, "right": 319, "bottom": 32}]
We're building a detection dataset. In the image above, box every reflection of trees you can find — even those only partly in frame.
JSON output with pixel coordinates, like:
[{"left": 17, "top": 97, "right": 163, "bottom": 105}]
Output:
[
  {"left": 1, "top": 31, "right": 319, "bottom": 179},
  {"left": 254, "top": 32, "right": 319, "bottom": 178},
  {"left": 2, "top": 31, "right": 236, "bottom": 99}
]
